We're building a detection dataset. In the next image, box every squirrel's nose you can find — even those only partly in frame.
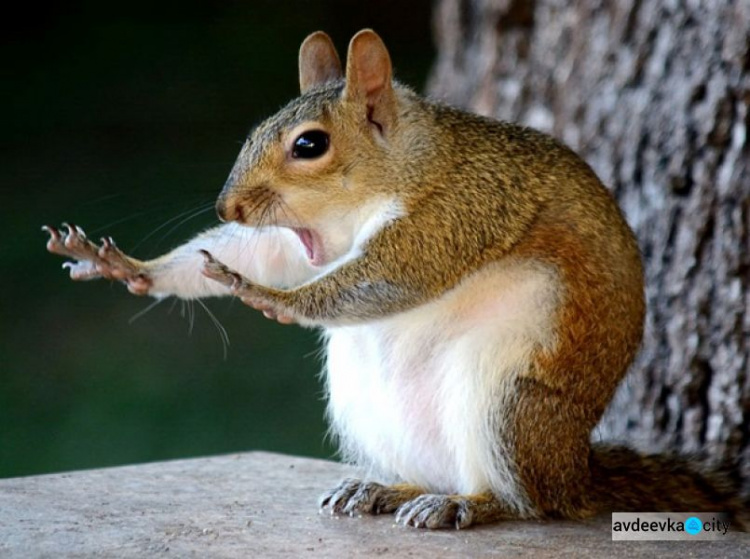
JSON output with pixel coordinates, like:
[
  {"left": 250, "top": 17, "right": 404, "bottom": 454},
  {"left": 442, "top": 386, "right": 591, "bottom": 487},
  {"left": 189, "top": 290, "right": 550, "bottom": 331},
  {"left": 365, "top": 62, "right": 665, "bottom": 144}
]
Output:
[
  {"left": 215, "top": 199, "right": 227, "bottom": 222},
  {"left": 215, "top": 197, "right": 232, "bottom": 222}
]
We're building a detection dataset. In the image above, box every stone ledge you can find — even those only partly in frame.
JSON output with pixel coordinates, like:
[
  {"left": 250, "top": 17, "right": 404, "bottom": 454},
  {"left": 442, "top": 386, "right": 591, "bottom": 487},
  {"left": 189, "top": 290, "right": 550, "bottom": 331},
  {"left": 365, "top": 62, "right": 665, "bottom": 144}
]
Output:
[{"left": 0, "top": 451, "right": 746, "bottom": 558}]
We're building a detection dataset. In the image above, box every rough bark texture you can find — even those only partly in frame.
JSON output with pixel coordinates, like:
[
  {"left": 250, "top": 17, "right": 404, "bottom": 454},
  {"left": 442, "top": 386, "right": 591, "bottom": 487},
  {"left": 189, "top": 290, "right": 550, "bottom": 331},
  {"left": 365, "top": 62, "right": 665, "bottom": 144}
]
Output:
[{"left": 429, "top": 0, "right": 750, "bottom": 495}]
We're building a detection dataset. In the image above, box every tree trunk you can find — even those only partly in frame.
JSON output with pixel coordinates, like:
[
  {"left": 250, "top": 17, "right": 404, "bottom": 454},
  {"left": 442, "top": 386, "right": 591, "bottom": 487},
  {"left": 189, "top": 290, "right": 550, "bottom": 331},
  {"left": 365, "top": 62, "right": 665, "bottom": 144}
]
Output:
[{"left": 429, "top": 0, "right": 750, "bottom": 495}]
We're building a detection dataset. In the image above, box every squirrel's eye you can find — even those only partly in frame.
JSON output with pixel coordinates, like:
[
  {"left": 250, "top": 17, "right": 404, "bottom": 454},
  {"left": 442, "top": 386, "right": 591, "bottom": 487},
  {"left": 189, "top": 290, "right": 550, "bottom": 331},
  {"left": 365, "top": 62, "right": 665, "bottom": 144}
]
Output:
[{"left": 292, "top": 130, "right": 329, "bottom": 159}]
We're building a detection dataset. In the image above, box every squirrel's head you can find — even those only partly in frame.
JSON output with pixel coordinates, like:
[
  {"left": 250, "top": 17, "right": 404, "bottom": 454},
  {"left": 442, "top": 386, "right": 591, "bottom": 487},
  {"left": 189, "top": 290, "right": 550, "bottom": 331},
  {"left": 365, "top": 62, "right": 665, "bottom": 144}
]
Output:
[{"left": 217, "top": 29, "right": 411, "bottom": 267}]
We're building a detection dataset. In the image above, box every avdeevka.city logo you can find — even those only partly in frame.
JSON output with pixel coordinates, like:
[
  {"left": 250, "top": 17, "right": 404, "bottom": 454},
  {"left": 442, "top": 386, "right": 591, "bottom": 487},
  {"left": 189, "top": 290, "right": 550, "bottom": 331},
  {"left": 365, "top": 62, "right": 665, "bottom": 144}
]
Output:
[
  {"left": 684, "top": 516, "right": 703, "bottom": 535},
  {"left": 611, "top": 512, "right": 732, "bottom": 541}
]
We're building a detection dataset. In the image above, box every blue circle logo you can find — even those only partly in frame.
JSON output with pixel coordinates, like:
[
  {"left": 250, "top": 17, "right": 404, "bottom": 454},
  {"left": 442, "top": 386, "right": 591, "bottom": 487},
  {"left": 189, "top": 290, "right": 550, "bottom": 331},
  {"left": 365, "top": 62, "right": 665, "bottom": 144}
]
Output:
[{"left": 685, "top": 517, "right": 703, "bottom": 535}]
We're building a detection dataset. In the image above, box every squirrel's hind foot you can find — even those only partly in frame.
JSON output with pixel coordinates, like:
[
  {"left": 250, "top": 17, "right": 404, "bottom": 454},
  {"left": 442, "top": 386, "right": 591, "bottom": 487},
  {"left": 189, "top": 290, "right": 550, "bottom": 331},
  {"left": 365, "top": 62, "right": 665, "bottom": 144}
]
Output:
[
  {"left": 394, "top": 491, "right": 519, "bottom": 529},
  {"left": 319, "top": 480, "right": 513, "bottom": 530},
  {"left": 395, "top": 494, "right": 476, "bottom": 529},
  {"left": 319, "top": 478, "right": 424, "bottom": 517}
]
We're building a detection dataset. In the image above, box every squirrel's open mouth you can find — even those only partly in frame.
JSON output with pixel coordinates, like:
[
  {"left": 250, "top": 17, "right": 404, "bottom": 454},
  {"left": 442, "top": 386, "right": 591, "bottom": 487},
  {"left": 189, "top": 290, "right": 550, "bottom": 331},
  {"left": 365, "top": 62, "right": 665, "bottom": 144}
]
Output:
[{"left": 291, "top": 227, "right": 324, "bottom": 266}]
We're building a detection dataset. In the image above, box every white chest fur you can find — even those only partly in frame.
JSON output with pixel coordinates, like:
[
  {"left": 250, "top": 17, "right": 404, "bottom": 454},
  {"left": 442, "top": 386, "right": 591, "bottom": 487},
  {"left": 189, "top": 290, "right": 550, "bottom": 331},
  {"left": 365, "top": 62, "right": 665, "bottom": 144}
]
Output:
[{"left": 323, "top": 258, "right": 561, "bottom": 510}]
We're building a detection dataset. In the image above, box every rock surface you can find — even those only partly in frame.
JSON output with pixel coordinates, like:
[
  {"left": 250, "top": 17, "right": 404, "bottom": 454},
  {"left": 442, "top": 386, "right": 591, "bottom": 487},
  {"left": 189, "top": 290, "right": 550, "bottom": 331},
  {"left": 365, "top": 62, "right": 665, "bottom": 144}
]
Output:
[{"left": 1, "top": 452, "right": 746, "bottom": 557}]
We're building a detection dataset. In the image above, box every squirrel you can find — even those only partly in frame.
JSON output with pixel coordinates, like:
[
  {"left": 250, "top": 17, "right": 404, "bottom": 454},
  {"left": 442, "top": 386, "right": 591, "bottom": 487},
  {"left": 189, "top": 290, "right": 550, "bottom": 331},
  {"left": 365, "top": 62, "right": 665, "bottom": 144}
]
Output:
[{"left": 44, "top": 29, "right": 748, "bottom": 530}]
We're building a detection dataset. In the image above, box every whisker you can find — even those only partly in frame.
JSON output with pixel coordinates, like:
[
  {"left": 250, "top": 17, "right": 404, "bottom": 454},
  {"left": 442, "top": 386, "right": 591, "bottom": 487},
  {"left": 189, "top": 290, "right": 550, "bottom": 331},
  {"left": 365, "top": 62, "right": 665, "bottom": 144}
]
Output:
[
  {"left": 131, "top": 202, "right": 215, "bottom": 253},
  {"left": 275, "top": 197, "right": 305, "bottom": 258},
  {"left": 276, "top": 204, "right": 299, "bottom": 278},
  {"left": 89, "top": 210, "right": 154, "bottom": 235},
  {"left": 277, "top": 195, "right": 305, "bottom": 227},
  {"left": 87, "top": 194, "right": 212, "bottom": 235},
  {"left": 151, "top": 204, "right": 216, "bottom": 248},
  {"left": 245, "top": 191, "right": 274, "bottom": 225},
  {"left": 188, "top": 299, "right": 195, "bottom": 335},
  {"left": 83, "top": 192, "right": 128, "bottom": 205},
  {"left": 242, "top": 190, "right": 275, "bottom": 262},
  {"left": 303, "top": 346, "right": 327, "bottom": 361},
  {"left": 128, "top": 297, "right": 166, "bottom": 324},
  {"left": 196, "top": 298, "right": 230, "bottom": 360}
]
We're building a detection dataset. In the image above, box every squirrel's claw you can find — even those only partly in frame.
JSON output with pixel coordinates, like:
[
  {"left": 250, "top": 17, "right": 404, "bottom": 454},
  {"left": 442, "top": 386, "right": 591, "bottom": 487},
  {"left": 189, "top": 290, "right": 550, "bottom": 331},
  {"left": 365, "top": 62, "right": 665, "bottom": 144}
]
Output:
[
  {"left": 199, "top": 249, "right": 236, "bottom": 288},
  {"left": 319, "top": 478, "right": 363, "bottom": 514},
  {"left": 44, "top": 223, "right": 101, "bottom": 268},
  {"left": 42, "top": 224, "right": 60, "bottom": 241},
  {"left": 42, "top": 225, "right": 65, "bottom": 255},
  {"left": 44, "top": 224, "right": 98, "bottom": 280},
  {"left": 61, "top": 223, "right": 96, "bottom": 257},
  {"left": 320, "top": 479, "right": 425, "bottom": 518}
]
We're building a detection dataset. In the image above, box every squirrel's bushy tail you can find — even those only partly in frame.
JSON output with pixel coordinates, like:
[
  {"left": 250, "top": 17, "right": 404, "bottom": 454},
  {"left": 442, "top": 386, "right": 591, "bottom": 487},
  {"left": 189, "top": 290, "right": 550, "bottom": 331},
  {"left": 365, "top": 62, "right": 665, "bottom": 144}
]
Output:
[{"left": 589, "top": 443, "right": 749, "bottom": 531}]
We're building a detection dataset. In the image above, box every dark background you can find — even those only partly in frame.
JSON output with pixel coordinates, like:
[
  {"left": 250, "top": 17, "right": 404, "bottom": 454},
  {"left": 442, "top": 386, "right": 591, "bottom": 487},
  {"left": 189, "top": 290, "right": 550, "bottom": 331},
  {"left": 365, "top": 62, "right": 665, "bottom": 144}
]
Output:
[{"left": 2, "top": 1, "right": 434, "bottom": 478}]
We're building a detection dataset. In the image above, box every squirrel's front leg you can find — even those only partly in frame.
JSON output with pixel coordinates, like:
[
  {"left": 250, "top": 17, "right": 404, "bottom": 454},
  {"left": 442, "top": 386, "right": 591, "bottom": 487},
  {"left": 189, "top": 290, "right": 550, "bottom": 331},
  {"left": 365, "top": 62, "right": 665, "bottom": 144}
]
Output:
[
  {"left": 44, "top": 222, "right": 316, "bottom": 302},
  {"left": 200, "top": 245, "right": 421, "bottom": 325}
]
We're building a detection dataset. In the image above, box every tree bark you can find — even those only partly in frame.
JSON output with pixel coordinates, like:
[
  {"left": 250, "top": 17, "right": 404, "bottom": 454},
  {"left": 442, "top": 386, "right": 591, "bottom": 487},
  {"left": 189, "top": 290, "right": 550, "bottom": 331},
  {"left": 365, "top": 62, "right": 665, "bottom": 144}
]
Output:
[{"left": 429, "top": 0, "right": 750, "bottom": 495}]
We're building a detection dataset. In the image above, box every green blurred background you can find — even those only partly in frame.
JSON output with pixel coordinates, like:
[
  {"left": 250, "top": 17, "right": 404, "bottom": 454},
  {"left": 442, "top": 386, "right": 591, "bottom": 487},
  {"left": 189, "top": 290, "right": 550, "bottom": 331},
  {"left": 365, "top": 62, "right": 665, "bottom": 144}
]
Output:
[{"left": 2, "top": 1, "right": 434, "bottom": 478}]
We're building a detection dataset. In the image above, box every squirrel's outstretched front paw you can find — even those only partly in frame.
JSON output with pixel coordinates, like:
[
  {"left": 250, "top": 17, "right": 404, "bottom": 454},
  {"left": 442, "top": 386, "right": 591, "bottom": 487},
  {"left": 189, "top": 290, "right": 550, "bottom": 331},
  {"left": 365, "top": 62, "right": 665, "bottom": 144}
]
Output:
[{"left": 43, "top": 223, "right": 151, "bottom": 295}]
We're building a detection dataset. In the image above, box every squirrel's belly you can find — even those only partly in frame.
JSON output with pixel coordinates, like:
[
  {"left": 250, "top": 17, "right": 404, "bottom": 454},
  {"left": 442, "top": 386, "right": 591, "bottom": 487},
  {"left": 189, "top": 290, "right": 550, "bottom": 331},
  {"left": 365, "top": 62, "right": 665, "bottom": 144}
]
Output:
[{"left": 323, "top": 258, "right": 561, "bottom": 501}]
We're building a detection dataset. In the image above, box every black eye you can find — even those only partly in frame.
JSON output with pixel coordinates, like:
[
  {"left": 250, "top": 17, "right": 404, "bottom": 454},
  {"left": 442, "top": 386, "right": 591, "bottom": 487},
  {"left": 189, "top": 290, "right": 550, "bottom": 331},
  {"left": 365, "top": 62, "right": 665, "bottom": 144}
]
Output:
[{"left": 292, "top": 130, "right": 329, "bottom": 159}]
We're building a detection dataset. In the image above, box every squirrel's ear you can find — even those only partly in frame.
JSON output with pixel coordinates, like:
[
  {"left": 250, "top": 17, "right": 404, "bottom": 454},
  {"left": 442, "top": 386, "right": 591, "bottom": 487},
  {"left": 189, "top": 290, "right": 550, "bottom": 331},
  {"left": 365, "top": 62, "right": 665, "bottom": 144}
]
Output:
[
  {"left": 299, "top": 31, "right": 343, "bottom": 93},
  {"left": 344, "top": 30, "right": 396, "bottom": 132}
]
